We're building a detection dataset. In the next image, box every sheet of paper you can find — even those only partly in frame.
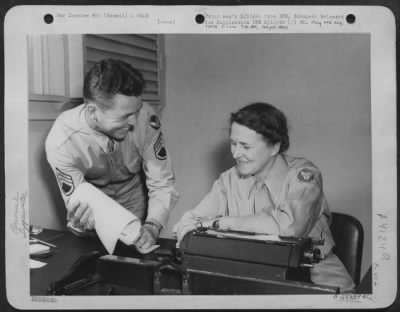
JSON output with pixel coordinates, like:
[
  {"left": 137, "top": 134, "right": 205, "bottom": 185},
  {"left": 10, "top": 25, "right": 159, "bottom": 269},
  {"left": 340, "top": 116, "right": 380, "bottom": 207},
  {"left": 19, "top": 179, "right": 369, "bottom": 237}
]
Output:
[
  {"left": 29, "top": 259, "right": 47, "bottom": 269},
  {"left": 29, "top": 243, "right": 50, "bottom": 255},
  {"left": 70, "top": 183, "right": 139, "bottom": 254},
  {"left": 205, "top": 230, "right": 281, "bottom": 242}
]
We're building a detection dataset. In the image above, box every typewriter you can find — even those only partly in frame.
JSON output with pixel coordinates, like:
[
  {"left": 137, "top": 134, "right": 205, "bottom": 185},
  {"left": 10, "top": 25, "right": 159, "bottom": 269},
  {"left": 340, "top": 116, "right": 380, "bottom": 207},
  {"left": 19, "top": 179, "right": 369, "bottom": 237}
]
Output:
[{"left": 178, "top": 228, "right": 339, "bottom": 294}]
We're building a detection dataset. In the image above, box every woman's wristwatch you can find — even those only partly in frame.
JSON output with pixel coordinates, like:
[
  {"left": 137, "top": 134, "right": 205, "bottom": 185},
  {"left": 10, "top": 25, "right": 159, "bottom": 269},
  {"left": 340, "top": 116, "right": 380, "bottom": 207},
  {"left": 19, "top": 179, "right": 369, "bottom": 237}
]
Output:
[{"left": 212, "top": 215, "right": 223, "bottom": 229}]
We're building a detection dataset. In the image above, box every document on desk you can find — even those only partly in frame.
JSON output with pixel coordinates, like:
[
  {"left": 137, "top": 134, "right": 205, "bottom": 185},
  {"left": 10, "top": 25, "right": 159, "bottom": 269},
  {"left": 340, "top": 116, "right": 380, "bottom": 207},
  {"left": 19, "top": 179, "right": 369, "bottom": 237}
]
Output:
[
  {"left": 29, "top": 259, "right": 47, "bottom": 269},
  {"left": 29, "top": 243, "right": 50, "bottom": 255},
  {"left": 70, "top": 183, "right": 139, "bottom": 254},
  {"left": 205, "top": 230, "right": 281, "bottom": 242}
]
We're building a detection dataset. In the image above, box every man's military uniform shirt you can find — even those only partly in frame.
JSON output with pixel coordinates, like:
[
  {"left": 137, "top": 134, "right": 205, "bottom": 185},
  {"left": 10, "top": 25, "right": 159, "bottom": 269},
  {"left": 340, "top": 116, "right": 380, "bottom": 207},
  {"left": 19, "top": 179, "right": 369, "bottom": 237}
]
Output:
[{"left": 45, "top": 102, "right": 179, "bottom": 228}]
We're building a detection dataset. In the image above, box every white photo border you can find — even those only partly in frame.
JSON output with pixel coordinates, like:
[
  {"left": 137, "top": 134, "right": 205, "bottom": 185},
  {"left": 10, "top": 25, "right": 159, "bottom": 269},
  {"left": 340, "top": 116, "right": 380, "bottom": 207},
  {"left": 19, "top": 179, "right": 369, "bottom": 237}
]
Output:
[{"left": 4, "top": 5, "right": 397, "bottom": 310}]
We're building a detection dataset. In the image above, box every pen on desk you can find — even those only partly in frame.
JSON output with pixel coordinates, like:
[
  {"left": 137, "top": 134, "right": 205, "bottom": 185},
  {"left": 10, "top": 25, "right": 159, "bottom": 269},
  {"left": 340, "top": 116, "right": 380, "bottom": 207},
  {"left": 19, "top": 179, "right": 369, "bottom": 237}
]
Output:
[{"left": 30, "top": 238, "right": 57, "bottom": 248}]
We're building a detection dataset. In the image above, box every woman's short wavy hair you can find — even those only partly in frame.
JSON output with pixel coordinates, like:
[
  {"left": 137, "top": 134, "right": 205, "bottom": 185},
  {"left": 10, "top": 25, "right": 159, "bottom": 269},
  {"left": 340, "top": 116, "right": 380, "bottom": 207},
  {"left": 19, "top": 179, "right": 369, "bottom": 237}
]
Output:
[{"left": 230, "top": 102, "right": 290, "bottom": 153}]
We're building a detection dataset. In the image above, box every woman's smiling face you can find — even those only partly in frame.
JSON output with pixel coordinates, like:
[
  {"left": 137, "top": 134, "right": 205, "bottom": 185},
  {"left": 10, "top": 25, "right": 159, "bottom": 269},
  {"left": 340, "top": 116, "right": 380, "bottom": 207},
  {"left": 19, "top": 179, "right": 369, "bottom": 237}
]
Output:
[{"left": 230, "top": 122, "right": 280, "bottom": 178}]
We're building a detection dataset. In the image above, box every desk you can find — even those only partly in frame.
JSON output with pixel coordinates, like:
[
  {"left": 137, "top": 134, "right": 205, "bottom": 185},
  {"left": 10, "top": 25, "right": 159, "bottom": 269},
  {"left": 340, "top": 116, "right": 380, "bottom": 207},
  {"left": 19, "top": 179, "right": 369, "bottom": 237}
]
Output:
[
  {"left": 30, "top": 229, "right": 176, "bottom": 295},
  {"left": 30, "top": 229, "right": 369, "bottom": 295},
  {"left": 30, "top": 229, "right": 103, "bottom": 295}
]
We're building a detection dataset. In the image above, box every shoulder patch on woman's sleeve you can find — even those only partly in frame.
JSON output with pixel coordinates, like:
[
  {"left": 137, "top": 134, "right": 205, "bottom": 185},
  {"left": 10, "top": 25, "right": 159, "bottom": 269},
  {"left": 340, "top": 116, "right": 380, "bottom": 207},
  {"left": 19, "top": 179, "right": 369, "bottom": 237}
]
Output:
[
  {"left": 297, "top": 168, "right": 315, "bottom": 183},
  {"left": 149, "top": 115, "right": 161, "bottom": 130}
]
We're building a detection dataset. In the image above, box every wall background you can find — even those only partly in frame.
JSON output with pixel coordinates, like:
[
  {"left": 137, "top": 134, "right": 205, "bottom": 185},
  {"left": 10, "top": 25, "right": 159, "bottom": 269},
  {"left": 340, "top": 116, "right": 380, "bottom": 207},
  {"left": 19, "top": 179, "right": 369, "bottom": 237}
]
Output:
[
  {"left": 29, "top": 120, "right": 67, "bottom": 230},
  {"left": 29, "top": 33, "right": 372, "bottom": 279},
  {"left": 161, "top": 34, "right": 371, "bottom": 278}
]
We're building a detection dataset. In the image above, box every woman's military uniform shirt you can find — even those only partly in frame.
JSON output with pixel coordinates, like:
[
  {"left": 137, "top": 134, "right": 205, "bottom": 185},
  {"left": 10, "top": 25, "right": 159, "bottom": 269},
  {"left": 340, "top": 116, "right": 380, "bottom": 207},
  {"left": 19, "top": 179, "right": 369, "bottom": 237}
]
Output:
[
  {"left": 45, "top": 102, "right": 179, "bottom": 228},
  {"left": 178, "top": 154, "right": 354, "bottom": 291}
]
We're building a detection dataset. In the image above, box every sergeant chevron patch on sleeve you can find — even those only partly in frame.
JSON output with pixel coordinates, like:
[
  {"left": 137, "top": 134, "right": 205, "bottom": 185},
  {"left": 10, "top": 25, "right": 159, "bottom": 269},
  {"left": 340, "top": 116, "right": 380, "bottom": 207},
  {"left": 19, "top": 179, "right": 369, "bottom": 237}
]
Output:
[
  {"left": 154, "top": 133, "right": 167, "bottom": 160},
  {"left": 56, "top": 168, "right": 75, "bottom": 196}
]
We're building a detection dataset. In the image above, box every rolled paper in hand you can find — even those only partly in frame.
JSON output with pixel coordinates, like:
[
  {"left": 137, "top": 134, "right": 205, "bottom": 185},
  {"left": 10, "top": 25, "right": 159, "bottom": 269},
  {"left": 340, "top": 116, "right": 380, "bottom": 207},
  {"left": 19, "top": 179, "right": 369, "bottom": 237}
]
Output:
[{"left": 69, "top": 183, "right": 139, "bottom": 254}]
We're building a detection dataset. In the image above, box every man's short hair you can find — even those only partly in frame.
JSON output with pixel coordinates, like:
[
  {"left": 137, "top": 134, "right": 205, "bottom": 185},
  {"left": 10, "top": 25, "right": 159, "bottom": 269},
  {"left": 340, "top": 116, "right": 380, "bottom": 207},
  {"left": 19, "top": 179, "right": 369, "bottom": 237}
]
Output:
[
  {"left": 83, "top": 58, "right": 145, "bottom": 109},
  {"left": 230, "top": 102, "right": 290, "bottom": 153}
]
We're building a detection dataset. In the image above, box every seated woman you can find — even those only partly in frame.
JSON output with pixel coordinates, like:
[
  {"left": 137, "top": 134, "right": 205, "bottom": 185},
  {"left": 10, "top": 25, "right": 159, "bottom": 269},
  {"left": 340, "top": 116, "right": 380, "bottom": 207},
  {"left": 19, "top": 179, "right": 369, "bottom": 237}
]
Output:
[{"left": 174, "top": 102, "right": 355, "bottom": 293}]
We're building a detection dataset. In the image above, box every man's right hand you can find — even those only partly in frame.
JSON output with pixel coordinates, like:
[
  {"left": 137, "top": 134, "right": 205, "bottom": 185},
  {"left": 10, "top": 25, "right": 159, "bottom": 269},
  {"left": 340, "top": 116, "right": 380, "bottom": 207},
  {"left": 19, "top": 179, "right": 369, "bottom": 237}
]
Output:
[
  {"left": 134, "top": 224, "right": 158, "bottom": 251},
  {"left": 173, "top": 212, "right": 203, "bottom": 245},
  {"left": 66, "top": 199, "right": 95, "bottom": 230}
]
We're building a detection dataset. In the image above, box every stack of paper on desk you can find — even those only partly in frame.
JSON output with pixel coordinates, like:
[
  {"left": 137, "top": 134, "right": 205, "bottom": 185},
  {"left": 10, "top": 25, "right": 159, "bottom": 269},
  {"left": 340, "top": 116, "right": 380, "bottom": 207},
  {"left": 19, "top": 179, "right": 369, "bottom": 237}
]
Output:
[{"left": 30, "top": 241, "right": 52, "bottom": 269}]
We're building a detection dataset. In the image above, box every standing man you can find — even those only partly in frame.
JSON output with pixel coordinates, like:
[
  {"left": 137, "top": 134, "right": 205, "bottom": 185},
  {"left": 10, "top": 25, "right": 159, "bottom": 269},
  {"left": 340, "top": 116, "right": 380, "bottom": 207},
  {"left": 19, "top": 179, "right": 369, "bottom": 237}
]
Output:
[{"left": 46, "top": 58, "right": 179, "bottom": 251}]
